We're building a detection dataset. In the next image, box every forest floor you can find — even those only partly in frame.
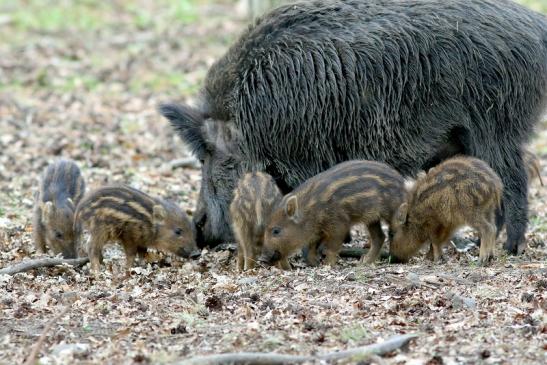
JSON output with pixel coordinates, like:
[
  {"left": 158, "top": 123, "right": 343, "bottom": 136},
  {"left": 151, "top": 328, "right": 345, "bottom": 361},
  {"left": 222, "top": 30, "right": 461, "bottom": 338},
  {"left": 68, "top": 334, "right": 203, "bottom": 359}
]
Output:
[{"left": 0, "top": 1, "right": 546, "bottom": 364}]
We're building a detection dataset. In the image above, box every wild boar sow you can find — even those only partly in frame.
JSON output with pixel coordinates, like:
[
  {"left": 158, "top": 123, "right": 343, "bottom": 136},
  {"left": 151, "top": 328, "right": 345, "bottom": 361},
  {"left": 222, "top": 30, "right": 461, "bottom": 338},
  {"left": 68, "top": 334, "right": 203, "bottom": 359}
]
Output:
[
  {"left": 33, "top": 159, "right": 85, "bottom": 258},
  {"left": 230, "top": 172, "right": 282, "bottom": 271},
  {"left": 261, "top": 160, "right": 406, "bottom": 268},
  {"left": 161, "top": 0, "right": 547, "bottom": 255},
  {"left": 74, "top": 186, "right": 199, "bottom": 272},
  {"left": 389, "top": 157, "right": 503, "bottom": 265}
]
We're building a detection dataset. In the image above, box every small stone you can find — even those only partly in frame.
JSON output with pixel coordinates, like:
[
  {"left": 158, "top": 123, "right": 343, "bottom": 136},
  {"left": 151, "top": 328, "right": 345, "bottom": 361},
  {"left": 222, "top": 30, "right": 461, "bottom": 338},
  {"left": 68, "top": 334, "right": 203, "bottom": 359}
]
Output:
[
  {"left": 205, "top": 295, "right": 223, "bottom": 311},
  {"left": 521, "top": 292, "right": 534, "bottom": 303},
  {"left": 237, "top": 277, "right": 258, "bottom": 285},
  {"left": 51, "top": 343, "right": 90, "bottom": 356},
  {"left": 480, "top": 349, "right": 491, "bottom": 359}
]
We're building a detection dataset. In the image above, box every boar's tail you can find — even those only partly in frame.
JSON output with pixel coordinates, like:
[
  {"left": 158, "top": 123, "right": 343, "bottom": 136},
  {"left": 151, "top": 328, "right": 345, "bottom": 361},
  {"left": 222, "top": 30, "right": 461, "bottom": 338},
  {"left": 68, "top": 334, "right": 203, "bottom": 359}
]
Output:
[{"left": 159, "top": 103, "right": 206, "bottom": 157}]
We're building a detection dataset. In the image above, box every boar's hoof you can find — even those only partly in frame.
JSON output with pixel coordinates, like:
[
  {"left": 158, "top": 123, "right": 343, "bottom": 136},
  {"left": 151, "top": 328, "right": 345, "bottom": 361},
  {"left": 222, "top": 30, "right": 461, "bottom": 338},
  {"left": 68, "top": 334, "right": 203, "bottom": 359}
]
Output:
[{"left": 190, "top": 250, "right": 201, "bottom": 259}]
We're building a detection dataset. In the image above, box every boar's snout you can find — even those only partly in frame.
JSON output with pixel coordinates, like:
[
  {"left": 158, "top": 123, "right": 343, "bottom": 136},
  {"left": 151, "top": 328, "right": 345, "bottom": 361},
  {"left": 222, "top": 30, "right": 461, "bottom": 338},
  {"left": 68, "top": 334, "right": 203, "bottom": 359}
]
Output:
[
  {"left": 189, "top": 250, "right": 201, "bottom": 259},
  {"left": 178, "top": 247, "right": 201, "bottom": 259},
  {"left": 258, "top": 250, "right": 281, "bottom": 264},
  {"left": 62, "top": 246, "right": 77, "bottom": 259},
  {"left": 387, "top": 254, "right": 406, "bottom": 264}
]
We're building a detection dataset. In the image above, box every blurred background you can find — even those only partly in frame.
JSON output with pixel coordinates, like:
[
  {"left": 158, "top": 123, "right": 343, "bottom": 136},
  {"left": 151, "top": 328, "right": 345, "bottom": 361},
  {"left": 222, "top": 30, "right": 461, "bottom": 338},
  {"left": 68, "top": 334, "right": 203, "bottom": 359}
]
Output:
[{"left": 0, "top": 0, "right": 546, "bottom": 243}]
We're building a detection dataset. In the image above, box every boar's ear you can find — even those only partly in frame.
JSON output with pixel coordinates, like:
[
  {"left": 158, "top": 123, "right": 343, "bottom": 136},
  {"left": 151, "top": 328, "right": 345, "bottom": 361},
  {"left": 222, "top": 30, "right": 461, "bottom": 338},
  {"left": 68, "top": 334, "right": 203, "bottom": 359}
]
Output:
[
  {"left": 153, "top": 205, "right": 167, "bottom": 225},
  {"left": 159, "top": 103, "right": 208, "bottom": 160},
  {"left": 285, "top": 195, "right": 301, "bottom": 223},
  {"left": 395, "top": 202, "right": 408, "bottom": 225},
  {"left": 42, "top": 201, "right": 54, "bottom": 224}
]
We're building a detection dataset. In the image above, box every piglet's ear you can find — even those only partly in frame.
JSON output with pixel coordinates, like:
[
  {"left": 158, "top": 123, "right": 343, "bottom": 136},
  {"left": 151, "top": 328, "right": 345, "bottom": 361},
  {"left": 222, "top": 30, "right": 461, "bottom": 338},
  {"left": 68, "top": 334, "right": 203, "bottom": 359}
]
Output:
[
  {"left": 42, "top": 201, "right": 54, "bottom": 225},
  {"left": 395, "top": 202, "right": 408, "bottom": 225},
  {"left": 285, "top": 195, "right": 300, "bottom": 223},
  {"left": 153, "top": 205, "right": 167, "bottom": 225}
]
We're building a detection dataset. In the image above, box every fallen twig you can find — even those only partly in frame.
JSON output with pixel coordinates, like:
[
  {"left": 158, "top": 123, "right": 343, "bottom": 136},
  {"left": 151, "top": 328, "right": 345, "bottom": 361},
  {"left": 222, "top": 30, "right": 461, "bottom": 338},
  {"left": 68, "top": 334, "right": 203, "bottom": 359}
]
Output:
[
  {"left": 169, "top": 157, "right": 200, "bottom": 169},
  {"left": 0, "top": 257, "right": 89, "bottom": 276},
  {"left": 176, "top": 333, "right": 417, "bottom": 365},
  {"left": 23, "top": 306, "right": 71, "bottom": 365}
]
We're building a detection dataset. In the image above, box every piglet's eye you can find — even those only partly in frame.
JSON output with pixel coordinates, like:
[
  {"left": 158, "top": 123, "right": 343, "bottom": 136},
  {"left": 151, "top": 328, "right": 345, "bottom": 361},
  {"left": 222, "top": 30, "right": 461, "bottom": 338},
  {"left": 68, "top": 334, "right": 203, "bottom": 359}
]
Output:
[
  {"left": 55, "top": 232, "right": 63, "bottom": 239},
  {"left": 174, "top": 228, "right": 183, "bottom": 236},
  {"left": 271, "top": 227, "right": 282, "bottom": 237}
]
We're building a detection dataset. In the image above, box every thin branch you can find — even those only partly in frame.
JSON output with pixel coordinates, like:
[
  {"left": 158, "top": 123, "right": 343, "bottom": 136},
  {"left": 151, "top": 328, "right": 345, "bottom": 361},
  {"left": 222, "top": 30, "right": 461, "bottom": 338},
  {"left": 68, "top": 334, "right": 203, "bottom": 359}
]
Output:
[
  {"left": 176, "top": 333, "right": 417, "bottom": 365},
  {"left": 169, "top": 157, "right": 200, "bottom": 169},
  {"left": 0, "top": 257, "right": 89, "bottom": 276},
  {"left": 23, "top": 306, "right": 71, "bottom": 365}
]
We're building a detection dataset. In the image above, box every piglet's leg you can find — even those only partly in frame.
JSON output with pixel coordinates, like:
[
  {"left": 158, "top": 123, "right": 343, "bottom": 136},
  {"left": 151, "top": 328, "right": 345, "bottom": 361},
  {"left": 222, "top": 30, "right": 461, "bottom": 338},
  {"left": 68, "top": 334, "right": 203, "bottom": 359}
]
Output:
[
  {"left": 123, "top": 244, "right": 138, "bottom": 271},
  {"left": 361, "top": 221, "right": 385, "bottom": 264},
  {"left": 305, "top": 240, "right": 320, "bottom": 267},
  {"left": 277, "top": 258, "right": 291, "bottom": 270},
  {"left": 322, "top": 229, "right": 346, "bottom": 267},
  {"left": 474, "top": 214, "right": 497, "bottom": 266},
  {"left": 237, "top": 244, "right": 245, "bottom": 272},
  {"left": 88, "top": 237, "right": 103, "bottom": 273}
]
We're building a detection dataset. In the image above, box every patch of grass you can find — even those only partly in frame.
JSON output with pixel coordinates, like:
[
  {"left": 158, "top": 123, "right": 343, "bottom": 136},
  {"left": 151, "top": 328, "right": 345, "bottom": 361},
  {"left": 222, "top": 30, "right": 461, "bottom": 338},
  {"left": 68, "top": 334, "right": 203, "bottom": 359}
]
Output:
[
  {"left": 129, "top": 71, "right": 203, "bottom": 94},
  {"left": 5, "top": 0, "right": 113, "bottom": 32},
  {"left": 339, "top": 324, "right": 370, "bottom": 343},
  {"left": 261, "top": 335, "right": 284, "bottom": 351},
  {"left": 168, "top": 0, "right": 199, "bottom": 24},
  {"left": 516, "top": 0, "right": 547, "bottom": 13},
  {"left": 529, "top": 215, "right": 547, "bottom": 233},
  {"left": 57, "top": 75, "right": 101, "bottom": 92}
]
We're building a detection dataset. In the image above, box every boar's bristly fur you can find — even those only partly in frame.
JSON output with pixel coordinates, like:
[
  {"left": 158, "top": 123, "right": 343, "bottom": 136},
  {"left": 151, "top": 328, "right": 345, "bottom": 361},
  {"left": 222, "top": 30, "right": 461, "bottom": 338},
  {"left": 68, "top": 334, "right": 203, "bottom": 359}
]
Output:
[
  {"left": 262, "top": 160, "right": 406, "bottom": 268},
  {"left": 523, "top": 149, "right": 544, "bottom": 187},
  {"left": 162, "top": 0, "right": 547, "bottom": 255},
  {"left": 33, "top": 159, "right": 85, "bottom": 258},
  {"left": 74, "top": 185, "right": 199, "bottom": 273},
  {"left": 390, "top": 156, "right": 503, "bottom": 265},
  {"left": 230, "top": 172, "right": 283, "bottom": 271}
]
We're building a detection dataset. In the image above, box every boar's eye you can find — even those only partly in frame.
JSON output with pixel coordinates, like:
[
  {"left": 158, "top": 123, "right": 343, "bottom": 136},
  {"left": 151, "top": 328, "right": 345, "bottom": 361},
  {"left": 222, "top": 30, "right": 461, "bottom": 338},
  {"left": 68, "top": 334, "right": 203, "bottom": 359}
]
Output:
[
  {"left": 55, "top": 231, "right": 63, "bottom": 239},
  {"left": 271, "top": 227, "right": 282, "bottom": 237},
  {"left": 174, "top": 228, "right": 183, "bottom": 236}
]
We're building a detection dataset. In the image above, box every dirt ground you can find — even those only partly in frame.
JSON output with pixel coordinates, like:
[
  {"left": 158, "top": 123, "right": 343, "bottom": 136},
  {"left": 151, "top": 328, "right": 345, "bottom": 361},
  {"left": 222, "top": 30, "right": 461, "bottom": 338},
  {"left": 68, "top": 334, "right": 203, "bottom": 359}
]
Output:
[{"left": 0, "top": 1, "right": 546, "bottom": 364}]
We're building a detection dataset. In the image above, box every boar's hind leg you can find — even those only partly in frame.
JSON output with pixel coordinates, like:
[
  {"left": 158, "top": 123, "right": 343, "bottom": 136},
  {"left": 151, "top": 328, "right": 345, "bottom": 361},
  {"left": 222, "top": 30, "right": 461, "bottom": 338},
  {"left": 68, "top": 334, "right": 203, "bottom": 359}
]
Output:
[{"left": 361, "top": 221, "right": 385, "bottom": 264}]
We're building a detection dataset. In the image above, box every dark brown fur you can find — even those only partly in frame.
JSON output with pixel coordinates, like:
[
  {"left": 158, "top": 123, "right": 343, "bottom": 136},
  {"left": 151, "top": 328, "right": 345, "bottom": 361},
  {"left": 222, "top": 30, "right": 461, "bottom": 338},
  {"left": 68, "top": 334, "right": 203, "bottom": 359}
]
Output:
[
  {"left": 523, "top": 149, "right": 544, "bottom": 186},
  {"left": 74, "top": 185, "right": 198, "bottom": 272},
  {"left": 390, "top": 156, "right": 503, "bottom": 265},
  {"left": 33, "top": 159, "right": 85, "bottom": 258},
  {"left": 230, "top": 172, "right": 282, "bottom": 271},
  {"left": 262, "top": 160, "right": 406, "bottom": 268}
]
